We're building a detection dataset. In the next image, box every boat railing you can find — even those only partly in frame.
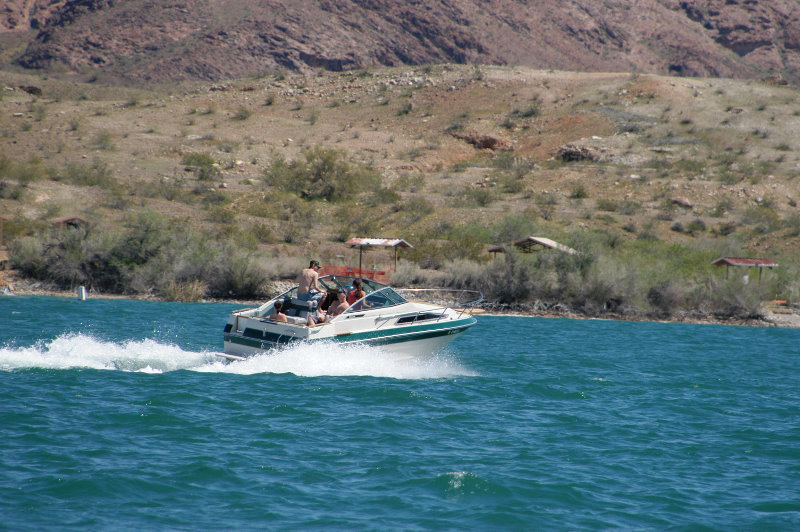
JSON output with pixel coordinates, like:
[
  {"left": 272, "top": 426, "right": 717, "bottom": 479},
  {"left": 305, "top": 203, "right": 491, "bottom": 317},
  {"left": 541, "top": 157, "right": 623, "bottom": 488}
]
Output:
[{"left": 396, "top": 288, "right": 484, "bottom": 318}]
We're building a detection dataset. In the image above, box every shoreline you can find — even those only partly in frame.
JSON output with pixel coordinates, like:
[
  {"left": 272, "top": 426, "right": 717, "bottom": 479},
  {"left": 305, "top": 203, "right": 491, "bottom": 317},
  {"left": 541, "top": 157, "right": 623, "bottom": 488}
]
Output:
[{"left": 5, "top": 284, "right": 799, "bottom": 330}]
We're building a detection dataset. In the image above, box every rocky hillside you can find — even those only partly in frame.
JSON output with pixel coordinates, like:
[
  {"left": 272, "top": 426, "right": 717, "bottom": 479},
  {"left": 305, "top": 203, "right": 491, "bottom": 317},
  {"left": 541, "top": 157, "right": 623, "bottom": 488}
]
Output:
[{"left": 1, "top": 0, "right": 799, "bottom": 84}]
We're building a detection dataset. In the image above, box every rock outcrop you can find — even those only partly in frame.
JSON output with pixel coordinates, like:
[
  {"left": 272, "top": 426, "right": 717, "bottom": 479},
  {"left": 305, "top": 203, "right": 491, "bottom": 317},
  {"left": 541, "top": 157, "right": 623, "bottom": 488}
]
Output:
[{"left": 2, "top": 0, "right": 799, "bottom": 84}]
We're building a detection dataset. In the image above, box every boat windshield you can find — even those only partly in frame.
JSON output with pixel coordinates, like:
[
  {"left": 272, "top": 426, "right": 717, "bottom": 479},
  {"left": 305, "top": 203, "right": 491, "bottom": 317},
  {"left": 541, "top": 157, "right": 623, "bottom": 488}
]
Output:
[
  {"left": 258, "top": 275, "right": 397, "bottom": 314},
  {"left": 348, "top": 286, "right": 407, "bottom": 312},
  {"left": 316, "top": 275, "right": 393, "bottom": 295}
]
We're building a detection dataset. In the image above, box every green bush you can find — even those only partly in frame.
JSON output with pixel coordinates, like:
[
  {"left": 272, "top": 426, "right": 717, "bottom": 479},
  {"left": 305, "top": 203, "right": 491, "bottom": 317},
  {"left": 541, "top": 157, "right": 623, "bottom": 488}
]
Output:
[
  {"left": 490, "top": 213, "right": 538, "bottom": 244},
  {"left": 182, "top": 152, "right": 216, "bottom": 167},
  {"left": 57, "top": 159, "right": 116, "bottom": 188},
  {"left": 647, "top": 280, "right": 685, "bottom": 316},
  {"left": 263, "top": 146, "right": 380, "bottom": 202},
  {"left": 91, "top": 131, "right": 115, "bottom": 150},
  {"left": 508, "top": 99, "right": 541, "bottom": 119},
  {"left": 8, "top": 210, "right": 273, "bottom": 298},
  {"left": 741, "top": 206, "right": 781, "bottom": 234},
  {"left": 231, "top": 106, "right": 251, "bottom": 121},
  {"left": 463, "top": 187, "right": 495, "bottom": 207},
  {"left": 596, "top": 198, "right": 618, "bottom": 212}
]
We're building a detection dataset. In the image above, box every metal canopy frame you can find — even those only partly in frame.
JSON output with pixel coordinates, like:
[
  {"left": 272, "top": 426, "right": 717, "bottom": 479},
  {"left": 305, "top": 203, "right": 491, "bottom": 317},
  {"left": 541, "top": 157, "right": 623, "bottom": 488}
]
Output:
[{"left": 345, "top": 238, "right": 413, "bottom": 271}]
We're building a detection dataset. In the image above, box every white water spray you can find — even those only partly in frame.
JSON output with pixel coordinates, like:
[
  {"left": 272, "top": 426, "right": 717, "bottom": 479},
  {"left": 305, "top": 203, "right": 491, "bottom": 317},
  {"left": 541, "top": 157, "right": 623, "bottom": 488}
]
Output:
[{"left": 0, "top": 334, "right": 477, "bottom": 379}]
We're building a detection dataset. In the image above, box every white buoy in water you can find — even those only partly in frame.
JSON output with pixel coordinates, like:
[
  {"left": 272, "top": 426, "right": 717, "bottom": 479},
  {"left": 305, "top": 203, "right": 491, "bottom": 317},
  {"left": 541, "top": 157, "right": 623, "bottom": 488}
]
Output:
[{"left": 78, "top": 286, "right": 87, "bottom": 300}]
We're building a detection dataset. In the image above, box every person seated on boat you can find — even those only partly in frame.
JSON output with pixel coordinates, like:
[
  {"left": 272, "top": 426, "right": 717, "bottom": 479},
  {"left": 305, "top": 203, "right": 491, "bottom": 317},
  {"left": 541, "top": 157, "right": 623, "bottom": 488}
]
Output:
[
  {"left": 318, "top": 290, "right": 336, "bottom": 313},
  {"left": 306, "top": 307, "right": 327, "bottom": 327},
  {"left": 326, "top": 289, "right": 350, "bottom": 319},
  {"left": 296, "top": 260, "right": 323, "bottom": 302},
  {"left": 268, "top": 301, "right": 288, "bottom": 323},
  {"left": 306, "top": 290, "right": 350, "bottom": 326},
  {"left": 347, "top": 278, "right": 366, "bottom": 305}
]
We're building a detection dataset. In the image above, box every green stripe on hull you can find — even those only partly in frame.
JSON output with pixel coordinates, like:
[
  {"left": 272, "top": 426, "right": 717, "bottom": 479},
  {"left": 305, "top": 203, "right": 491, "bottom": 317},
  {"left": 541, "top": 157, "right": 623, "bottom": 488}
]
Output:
[
  {"left": 332, "top": 317, "right": 476, "bottom": 344},
  {"left": 344, "top": 323, "right": 472, "bottom": 347}
]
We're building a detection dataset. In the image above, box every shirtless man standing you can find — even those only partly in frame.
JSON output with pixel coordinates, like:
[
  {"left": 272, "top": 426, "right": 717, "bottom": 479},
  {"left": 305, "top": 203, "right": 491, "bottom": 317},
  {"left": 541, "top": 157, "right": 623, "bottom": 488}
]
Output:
[{"left": 296, "top": 260, "right": 322, "bottom": 301}]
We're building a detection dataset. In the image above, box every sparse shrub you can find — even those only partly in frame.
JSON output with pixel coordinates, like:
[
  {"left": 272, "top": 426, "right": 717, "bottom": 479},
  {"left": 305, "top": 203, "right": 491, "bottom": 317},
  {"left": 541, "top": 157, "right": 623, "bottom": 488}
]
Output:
[
  {"left": 206, "top": 205, "right": 235, "bottom": 223},
  {"left": 463, "top": 187, "right": 495, "bottom": 207},
  {"left": 369, "top": 187, "right": 401, "bottom": 205},
  {"left": 446, "top": 122, "right": 465, "bottom": 133},
  {"left": 402, "top": 196, "right": 435, "bottom": 217},
  {"left": 784, "top": 212, "right": 800, "bottom": 237},
  {"left": 2, "top": 157, "right": 42, "bottom": 185},
  {"left": 161, "top": 280, "right": 208, "bottom": 302},
  {"left": 405, "top": 148, "right": 424, "bottom": 161},
  {"left": 57, "top": 159, "right": 116, "bottom": 188},
  {"left": 499, "top": 173, "right": 526, "bottom": 194},
  {"left": 647, "top": 281, "right": 684, "bottom": 316},
  {"left": 713, "top": 221, "right": 737, "bottom": 236},
  {"left": 490, "top": 213, "right": 538, "bottom": 243},
  {"left": 182, "top": 152, "right": 221, "bottom": 181},
  {"left": 202, "top": 190, "right": 231, "bottom": 207},
  {"left": 704, "top": 278, "right": 767, "bottom": 320},
  {"left": 211, "top": 252, "right": 270, "bottom": 298},
  {"left": 91, "top": 131, "right": 115, "bottom": 150},
  {"left": 710, "top": 199, "right": 732, "bottom": 217},
  {"left": 263, "top": 146, "right": 379, "bottom": 202},
  {"left": 686, "top": 218, "right": 706, "bottom": 235},
  {"left": 741, "top": 206, "right": 781, "bottom": 234},
  {"left": 508, "top": 98, "right": 541, "bottom": 119},
  {"left": 0, "top": 180, "right": 25, "bottom": 200},
  {"left": 570, "top": 184, "right": 588, "bottom": 199},
  {"left": 251, "top": 223, "right": 275, "bottom": 244},
  {"left": 393, "top": 173, "right": 425, "bottom": 192},
  {"left": 597, "top": 198, "right": 618, "bottom": 212},
  {"left": 675, "top": 158, "right": 706, "bottom": 174}
]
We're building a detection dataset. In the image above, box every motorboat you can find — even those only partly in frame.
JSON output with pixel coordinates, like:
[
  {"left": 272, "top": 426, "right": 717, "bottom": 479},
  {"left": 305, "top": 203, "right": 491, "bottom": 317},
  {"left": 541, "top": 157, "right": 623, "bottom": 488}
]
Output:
[{"left": 220, "top": 275, "right": 482, "bottom": 361}]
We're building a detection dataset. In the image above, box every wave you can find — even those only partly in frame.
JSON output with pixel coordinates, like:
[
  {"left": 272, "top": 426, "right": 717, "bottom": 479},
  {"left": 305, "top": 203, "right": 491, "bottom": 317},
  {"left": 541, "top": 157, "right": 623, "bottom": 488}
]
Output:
[{"left": 0, "top": 334, "right": 476, "bottom": 379}]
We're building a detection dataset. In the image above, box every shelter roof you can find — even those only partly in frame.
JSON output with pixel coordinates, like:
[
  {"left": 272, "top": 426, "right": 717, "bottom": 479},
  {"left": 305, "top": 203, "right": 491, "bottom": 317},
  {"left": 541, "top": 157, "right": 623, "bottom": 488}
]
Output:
[
  {"left": 49, "top": 215, "right": 90, "bottom": 227},
  {"left": 345, "top": 237, "right": 413, "bottom": 249},
  {"left": 712, "top": 257, "right": 778, "bottom": 268},
  {"left": 513, "top": 236, "right": 577, "bottom": 255}
]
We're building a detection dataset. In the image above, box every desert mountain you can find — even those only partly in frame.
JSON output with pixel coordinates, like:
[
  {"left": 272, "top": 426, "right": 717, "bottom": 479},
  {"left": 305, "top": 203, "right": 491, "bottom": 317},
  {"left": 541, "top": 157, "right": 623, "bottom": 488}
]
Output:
[{"left": 2, "top": 0, "right": 799, "bottom": 84}]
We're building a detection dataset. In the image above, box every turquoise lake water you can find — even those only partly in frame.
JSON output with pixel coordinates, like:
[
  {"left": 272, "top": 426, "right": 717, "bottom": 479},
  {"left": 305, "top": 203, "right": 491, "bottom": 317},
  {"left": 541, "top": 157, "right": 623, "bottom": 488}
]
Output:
[{"left": 1, "top": 295, "right": 799, "bottom": 530}]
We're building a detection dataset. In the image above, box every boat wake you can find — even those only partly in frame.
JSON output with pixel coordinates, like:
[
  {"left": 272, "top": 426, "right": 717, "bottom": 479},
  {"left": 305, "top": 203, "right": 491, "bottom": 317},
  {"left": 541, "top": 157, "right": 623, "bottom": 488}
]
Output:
[{"left": 0, "top": 334, "right": 476, "bottom": 379}]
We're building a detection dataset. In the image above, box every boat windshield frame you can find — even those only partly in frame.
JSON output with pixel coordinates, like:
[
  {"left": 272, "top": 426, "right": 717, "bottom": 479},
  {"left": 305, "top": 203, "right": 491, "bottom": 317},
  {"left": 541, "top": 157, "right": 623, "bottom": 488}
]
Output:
[
  {"left": 258, "top": 275, "right": 396, "bottom": 312},
  {"left": 344, "top": 285, "right": 408, "bottom": 313}
]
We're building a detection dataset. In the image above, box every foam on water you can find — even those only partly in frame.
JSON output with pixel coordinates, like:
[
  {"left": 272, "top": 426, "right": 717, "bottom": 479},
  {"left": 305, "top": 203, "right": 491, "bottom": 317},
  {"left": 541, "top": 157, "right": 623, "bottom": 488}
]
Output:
[
  {"left": 0, "top": 333, "right": 476, "bottom": 379},
  {"left": 211, "top": 340, "right": 478, "bottom": 379},
  {"left": 0, "top": 333, "right": 216, "bottom": 373}
]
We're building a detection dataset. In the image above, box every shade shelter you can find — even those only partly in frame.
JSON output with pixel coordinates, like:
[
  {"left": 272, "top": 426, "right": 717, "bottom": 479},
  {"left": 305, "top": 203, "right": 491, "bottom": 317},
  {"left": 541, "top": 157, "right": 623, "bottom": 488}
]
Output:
[
  {"left": 345, "top": 237, "right": 413, "bottom": 272},
  {"left": 49, "top": 215, "right": 90, "bottom": 230},
  {"left": 712, "top": 257, "right": 778, "bottom": 282},
  {"left": 489, "top": 236, "right": 577, "bottom": 257}
]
